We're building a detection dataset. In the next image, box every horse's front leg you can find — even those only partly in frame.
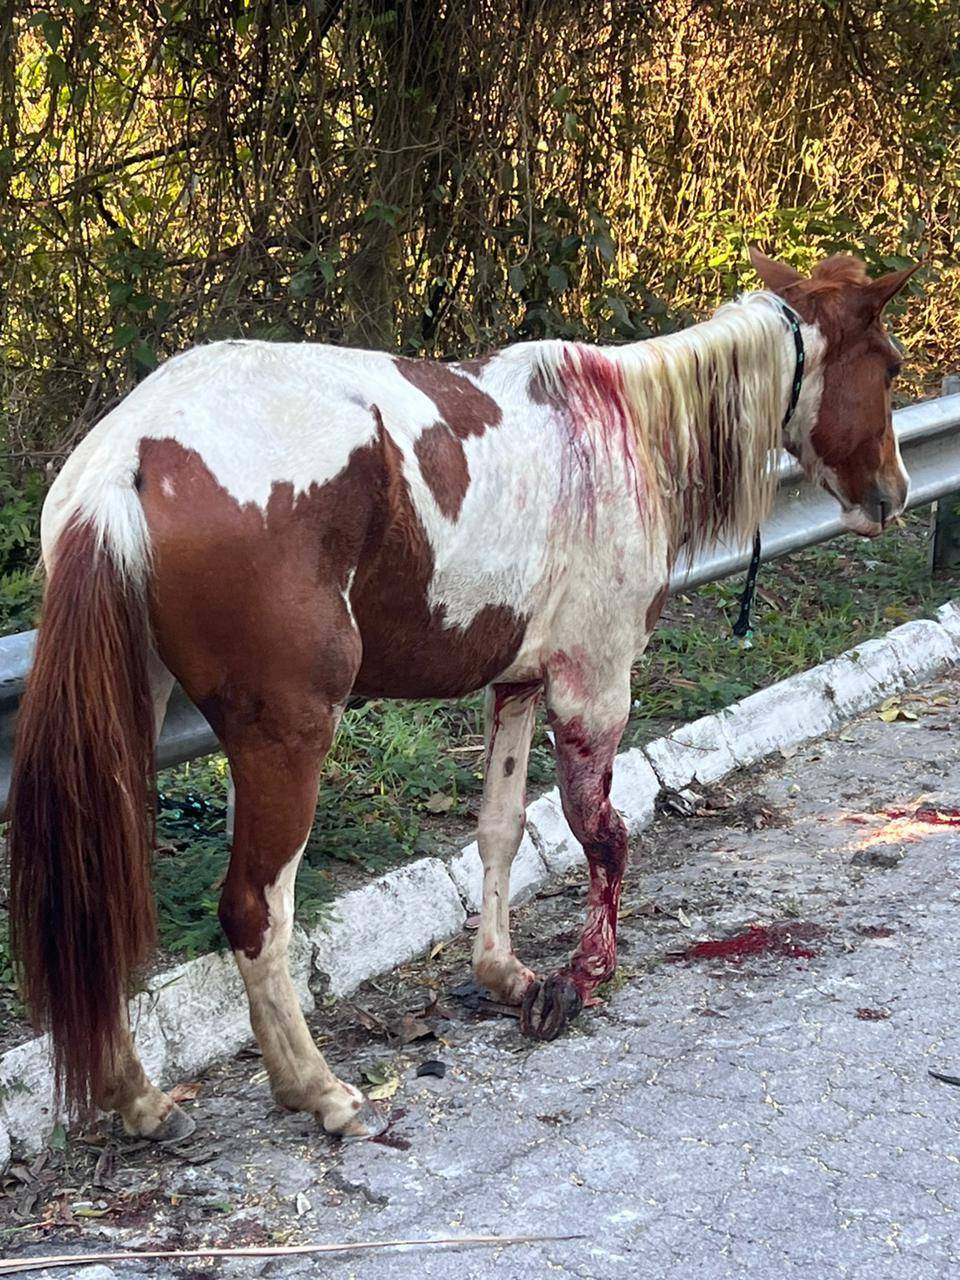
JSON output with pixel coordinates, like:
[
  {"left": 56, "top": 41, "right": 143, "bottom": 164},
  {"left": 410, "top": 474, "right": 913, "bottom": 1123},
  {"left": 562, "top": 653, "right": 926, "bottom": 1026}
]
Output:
[
  {"left": 521, "top": 671, "right": 631, "bottom": 1041},
  {"left": 472, "top": 680, "right": 542, "bottom": 1003}
]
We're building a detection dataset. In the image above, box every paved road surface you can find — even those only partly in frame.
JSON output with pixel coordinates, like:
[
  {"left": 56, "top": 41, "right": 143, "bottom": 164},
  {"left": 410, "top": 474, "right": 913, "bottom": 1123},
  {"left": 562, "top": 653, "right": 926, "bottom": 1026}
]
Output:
[{"left": 6, "top": 676, "right": 960, "bottom": 1279}]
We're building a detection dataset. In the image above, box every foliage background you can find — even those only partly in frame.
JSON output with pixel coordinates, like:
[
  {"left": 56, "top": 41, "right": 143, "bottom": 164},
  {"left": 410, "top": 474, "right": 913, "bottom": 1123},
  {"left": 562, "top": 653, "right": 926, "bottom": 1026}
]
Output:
[
  {"left": 1, "top": 0, "right": 958, "bottom": 969},
  {"left": 1, "top": 0, "right": 957, "bottom": 485}
]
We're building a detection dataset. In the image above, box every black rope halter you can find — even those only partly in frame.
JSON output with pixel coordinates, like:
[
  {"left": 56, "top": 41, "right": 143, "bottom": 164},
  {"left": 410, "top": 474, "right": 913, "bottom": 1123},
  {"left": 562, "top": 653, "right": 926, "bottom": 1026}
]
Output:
[{"left": 731, "top": 299, "right": 806, "bottom": 642}]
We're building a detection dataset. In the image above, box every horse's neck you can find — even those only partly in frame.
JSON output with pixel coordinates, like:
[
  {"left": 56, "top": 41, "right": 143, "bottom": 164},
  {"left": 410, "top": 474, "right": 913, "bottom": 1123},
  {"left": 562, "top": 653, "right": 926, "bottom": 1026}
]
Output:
[{"left": 606, "top": 300, "right": 801, "bottom": 555}]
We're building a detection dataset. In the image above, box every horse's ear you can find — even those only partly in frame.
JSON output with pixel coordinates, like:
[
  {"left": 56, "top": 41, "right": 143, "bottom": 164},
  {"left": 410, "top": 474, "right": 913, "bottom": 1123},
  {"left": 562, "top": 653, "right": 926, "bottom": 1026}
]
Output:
[
  {"left": 862, "top": 263, "right": 919, "bottom": 317},
  {"left": 748, "top": 246, "right": 804, "bottom": 294}
]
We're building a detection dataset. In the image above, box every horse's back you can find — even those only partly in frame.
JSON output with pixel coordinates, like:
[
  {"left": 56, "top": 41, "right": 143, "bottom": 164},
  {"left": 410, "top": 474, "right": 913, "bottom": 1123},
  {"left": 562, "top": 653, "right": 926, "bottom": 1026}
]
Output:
[
  {"left": 42, "top": 337, "right": 569, "bottom": 702},
  {"left": 47, "top": 341, "right": 402, "bottom": 536}
]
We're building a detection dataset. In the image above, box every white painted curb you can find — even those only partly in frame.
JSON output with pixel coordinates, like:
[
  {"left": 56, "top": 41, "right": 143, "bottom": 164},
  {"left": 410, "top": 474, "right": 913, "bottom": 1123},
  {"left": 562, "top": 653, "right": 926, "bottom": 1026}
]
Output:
[{"left": 1, "top": 605, "right": 957, "bottom": 1156}]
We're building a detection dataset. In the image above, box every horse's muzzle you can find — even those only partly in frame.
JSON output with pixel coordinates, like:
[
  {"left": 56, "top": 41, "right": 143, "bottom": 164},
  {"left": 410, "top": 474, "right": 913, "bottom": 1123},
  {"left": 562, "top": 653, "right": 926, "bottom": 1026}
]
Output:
[{"left": 842, "top": 479, "right": 908, "bottom": 538}]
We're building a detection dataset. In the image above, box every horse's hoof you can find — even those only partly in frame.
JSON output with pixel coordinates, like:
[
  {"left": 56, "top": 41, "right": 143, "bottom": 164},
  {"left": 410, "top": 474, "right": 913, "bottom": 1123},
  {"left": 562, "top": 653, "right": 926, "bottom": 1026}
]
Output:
[
  {"left": 337, "top": 1101, "right": 388, "bottom": 1143},
  {"left": 520, "top": 974, "right": 583, "bottom": 1041},
  {"left": 150, "top": 1102, "right": 196, "bottom": 1145}
]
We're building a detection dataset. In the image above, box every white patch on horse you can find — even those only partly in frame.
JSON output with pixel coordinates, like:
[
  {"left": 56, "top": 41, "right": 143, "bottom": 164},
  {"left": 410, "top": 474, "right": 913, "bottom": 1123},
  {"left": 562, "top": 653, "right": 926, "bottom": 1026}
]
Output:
[
  {"left": 160, "top": 477, "right": 176, "bottom": 499},
  {"left": 472, "top": 685, "right": 540, "bottom": 1003},
  {"left": 375, "top": 361, "right": 559, "bottom": 631},
  {"left": 234, "top": 842, "right": 366, "bottom": 1134}
]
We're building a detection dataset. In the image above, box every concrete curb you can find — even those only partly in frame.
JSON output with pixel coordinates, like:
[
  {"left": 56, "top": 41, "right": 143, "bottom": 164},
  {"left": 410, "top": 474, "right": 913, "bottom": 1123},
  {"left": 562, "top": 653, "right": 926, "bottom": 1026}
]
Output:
[{"left": 2, "top": 605, "right": 958, "bottom": 1156}]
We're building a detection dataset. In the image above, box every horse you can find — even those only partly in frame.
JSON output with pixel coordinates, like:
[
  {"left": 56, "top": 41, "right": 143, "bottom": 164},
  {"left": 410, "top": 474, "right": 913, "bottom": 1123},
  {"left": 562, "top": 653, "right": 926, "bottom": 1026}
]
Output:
[{"left": 6, "top": 247, "right": 915, "bottom": 1143}]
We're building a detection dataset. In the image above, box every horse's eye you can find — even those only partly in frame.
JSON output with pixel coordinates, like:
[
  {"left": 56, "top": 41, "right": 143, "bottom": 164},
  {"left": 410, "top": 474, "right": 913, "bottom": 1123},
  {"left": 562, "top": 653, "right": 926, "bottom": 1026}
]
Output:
[{"left": 886, "top": 362, "right": 902, "bottom": 385}]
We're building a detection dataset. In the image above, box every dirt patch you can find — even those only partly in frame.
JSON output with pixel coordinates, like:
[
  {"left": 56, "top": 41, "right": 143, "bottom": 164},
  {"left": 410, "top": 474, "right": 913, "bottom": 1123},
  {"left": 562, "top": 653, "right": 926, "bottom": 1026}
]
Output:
[{"left": 657, "top": 781, "right": 787, "bottom": 831}]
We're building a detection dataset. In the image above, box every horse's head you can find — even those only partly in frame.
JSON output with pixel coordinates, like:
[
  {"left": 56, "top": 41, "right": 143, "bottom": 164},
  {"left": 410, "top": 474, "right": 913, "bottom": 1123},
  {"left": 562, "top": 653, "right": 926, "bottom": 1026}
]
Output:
[{"left": 749, "top": 246, "right": 918, "bottom": 538}]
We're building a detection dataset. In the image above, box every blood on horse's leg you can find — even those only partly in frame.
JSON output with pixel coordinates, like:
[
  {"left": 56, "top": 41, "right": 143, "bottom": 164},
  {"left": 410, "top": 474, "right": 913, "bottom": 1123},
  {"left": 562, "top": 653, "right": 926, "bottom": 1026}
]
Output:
[
  {"left": 521, "top": 712, "right": 628, "bottom": 1041},
  {"left": 472, "top": 681, "right": 541, "bottom": 1003},
  {"left": 220, "top": 729, "right": 380, "bottom": 1138}
]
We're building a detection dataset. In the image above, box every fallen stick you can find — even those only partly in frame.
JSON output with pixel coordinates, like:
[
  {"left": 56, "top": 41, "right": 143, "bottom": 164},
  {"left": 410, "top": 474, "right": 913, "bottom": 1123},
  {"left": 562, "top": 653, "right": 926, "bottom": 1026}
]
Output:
[{"left": 0, "top": 1232, "right": 585, "bottom": 1275}]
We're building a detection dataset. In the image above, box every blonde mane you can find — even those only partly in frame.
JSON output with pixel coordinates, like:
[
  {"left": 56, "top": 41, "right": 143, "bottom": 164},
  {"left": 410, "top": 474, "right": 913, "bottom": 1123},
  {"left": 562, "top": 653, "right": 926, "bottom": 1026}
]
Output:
[{"left": 530, "top": 296, "right": 790, "bottom": 560}]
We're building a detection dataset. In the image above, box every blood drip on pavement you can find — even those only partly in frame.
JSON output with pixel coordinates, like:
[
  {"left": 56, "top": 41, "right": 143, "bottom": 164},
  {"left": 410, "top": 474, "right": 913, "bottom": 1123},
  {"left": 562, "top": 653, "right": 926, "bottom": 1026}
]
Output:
[
  {"left": 882, "top": 805, "right": 960, "bottom": 827},
  {"left": 370, "top": 1108, "right": 411, "bottom": 1151},
  {"left": 670, "top": 922, "right": 824, "bottom": 964}
]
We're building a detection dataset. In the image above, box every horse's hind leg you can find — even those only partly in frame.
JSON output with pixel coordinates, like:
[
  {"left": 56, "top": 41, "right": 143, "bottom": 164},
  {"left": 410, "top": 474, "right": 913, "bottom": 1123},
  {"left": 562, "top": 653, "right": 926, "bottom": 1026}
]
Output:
[
  {"left": 221, "top": 718, "right": 377, "bottom": 1136},
  {"left": 136, "top": 438, "right": 379, "bottom": 1134},
  {"left": 97, "top": 653, "right": 194, "bottom": 1141},
  {"left": 99, "top": 1024, "right": 193, "bottom": 1141},
  {"left": 471, "top": 681, "right": 541, "bottom": 1003},
  {"left": 194, "top": 591, "right": 381, "bottom": 1137}
]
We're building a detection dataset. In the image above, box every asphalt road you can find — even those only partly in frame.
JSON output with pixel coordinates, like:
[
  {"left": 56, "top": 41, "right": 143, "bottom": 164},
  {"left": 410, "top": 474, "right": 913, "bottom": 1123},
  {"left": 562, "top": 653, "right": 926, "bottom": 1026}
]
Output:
[{"left": 6, "top": 675, "right": 960, "bottom": 1280}]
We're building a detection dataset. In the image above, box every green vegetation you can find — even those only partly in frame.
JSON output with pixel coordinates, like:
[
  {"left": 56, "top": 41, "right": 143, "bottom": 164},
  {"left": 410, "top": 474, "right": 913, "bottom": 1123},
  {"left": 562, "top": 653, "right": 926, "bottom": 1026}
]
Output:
[
  {"left": 2, "top": 0, "right": 958, "bottom": 995},
  {"left": 1, "top": 1, "right": 956, "bottom": 464},
  {"left": 0, "top": 464, "right": 44, "bottom": 633},
  {"left": 630, "top": 512, "right": 950, "bottom": 730}
]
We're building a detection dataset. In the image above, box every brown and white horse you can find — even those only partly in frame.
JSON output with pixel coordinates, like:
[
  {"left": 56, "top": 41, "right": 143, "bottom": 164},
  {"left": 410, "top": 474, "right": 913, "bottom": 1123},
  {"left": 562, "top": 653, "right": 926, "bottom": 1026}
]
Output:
[{"left": 7, "top": 248, "right": 915, "bottom": 1142}]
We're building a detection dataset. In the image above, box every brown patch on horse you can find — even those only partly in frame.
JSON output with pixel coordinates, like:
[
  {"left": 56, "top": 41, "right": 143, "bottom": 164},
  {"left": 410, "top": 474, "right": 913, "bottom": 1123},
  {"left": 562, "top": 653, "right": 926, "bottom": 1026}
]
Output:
[
  {"left": 352, "top": 417, "right": 527, "bottom": 697},
  {"left": 414, "top": 421, "right": 470, "bottom": 519},
  {"left": 807, "top": 255, "right": 871, "bottom": 290},
  {"left": 140, "top": 437, "right": 372, "bottom": 723},
  {"left": 786, "top": 265, "right": 908, "bottom": 513},
  {"left": 395, "top": 357, "right": 503, "bottom": 436},
  {"left": 785, "top": 258, "right": 882, "bottom": 348},
  {"left": 217, "top": 742, "right": 328, "bottom": 958},
  {"left": 7, "top": 518, "right": 157, "bottom": 1113},
  {"left": 142, "top": 413, "right": 526, "bottom": 708},
  {"left": 395, "top": 358, "right": 502, "bottom": 521},
  {"left": 458, "top": 354, "right": 496, "bottom": 375},
  {"left": 528, "top": 366, "right": 556, "bottom": 405},
  {"left": 645, "top": 584, "right": 669, "bottom": 633}
]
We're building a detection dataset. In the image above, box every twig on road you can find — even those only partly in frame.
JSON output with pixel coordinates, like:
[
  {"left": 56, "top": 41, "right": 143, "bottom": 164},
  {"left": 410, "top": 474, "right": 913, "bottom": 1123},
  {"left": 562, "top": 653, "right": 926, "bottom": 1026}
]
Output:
[{"left": 0, "top": 1232, "right": 587, "bottom": 1275}]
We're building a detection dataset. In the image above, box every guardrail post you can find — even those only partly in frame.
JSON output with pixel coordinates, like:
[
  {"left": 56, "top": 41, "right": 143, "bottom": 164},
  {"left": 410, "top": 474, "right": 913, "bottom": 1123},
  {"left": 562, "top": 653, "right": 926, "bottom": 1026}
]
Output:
[{"left": 931, "top": 375, "right": 960, "bottom": 575}]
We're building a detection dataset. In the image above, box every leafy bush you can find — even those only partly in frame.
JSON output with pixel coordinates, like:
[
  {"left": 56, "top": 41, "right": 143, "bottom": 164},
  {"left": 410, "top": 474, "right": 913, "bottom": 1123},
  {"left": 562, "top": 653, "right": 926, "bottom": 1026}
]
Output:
[{"left": 0, "top": 466, "right": 43, "bottom": 635}]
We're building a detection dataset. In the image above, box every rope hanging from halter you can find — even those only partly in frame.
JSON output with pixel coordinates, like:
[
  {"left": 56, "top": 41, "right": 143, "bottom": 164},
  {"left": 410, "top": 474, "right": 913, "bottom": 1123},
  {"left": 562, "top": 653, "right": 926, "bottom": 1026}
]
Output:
[{"left": 732, "top": 299, "right": 806, "bottom": 641}]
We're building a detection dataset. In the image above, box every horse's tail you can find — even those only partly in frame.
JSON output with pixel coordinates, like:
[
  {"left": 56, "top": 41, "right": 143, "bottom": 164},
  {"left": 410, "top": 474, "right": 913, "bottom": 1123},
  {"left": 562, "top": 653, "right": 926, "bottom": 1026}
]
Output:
[{"left": 7, "top": 490, "right": 157, "bottom": 1113}]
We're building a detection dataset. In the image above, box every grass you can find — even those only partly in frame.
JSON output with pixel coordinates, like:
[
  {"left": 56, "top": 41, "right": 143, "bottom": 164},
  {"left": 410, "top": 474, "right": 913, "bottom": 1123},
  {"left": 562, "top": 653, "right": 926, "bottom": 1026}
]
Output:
[
  {"left": 628, "top": 509, "right": 950, "bottom": 735},
  {"left": 0, "top": 506, "right": 955, "bottom": 1005},
  {"left": 151, "top": 699, "right": 558, "bottom": 959}
]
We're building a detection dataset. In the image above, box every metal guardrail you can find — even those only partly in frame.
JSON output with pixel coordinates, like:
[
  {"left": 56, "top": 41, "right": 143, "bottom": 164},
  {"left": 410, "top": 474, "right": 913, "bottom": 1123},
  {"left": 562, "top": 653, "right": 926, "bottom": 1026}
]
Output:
[
  {"left": 3, "top": 390, "right": 960, "bottom": 811},
  {"left": 671, "top": 391, "right": 960, "bottom": 589}
]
